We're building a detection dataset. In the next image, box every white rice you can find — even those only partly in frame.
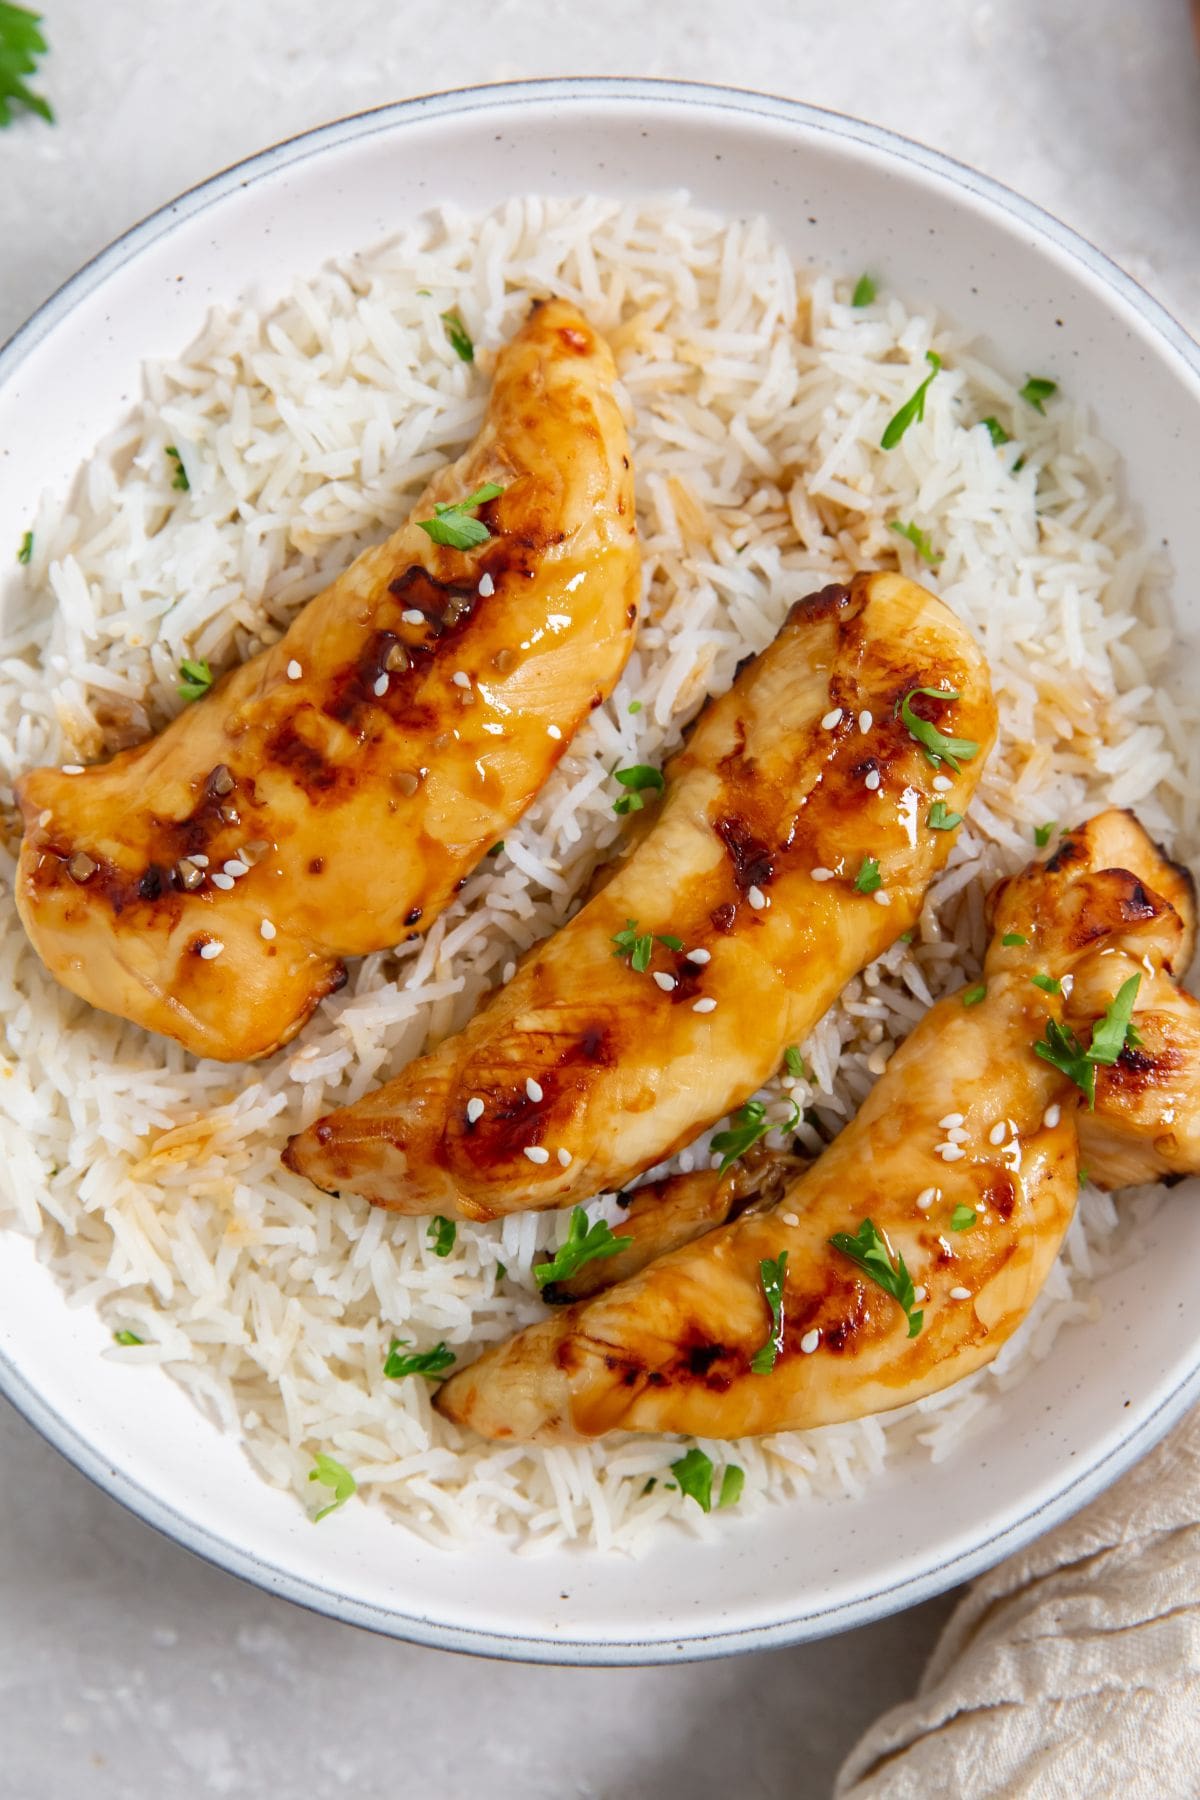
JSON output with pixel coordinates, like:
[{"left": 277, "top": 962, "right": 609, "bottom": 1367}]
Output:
[{"left": 0, "top": 194, "right": 1194, "bottom": 1552}]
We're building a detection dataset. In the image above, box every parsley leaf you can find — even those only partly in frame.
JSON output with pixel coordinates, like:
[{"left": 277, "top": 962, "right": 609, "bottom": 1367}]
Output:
[
  {"left": 897, "top": 686, "right": 980, "bottom": 772},
  {"left": 962, "top": 983, "right": 987, "bottom": 1007},
  {"left": 718, "top": 1464, "right": 745, "bottom": 1509},
  {"left": 927, "top": 800, "right": 963, "bottom": 831},
  {"left": 0, "top": 4, "right": 51, "bottom": 126},
  {"left": 671, "top": 1447, "right": 714, "bottom": 1512},
  {"left": 851, "top": 274, "right": 877, "bottom": 307},
  {"left": 981, "top": 416, "right": 1011, "bottom": 446},
  {"left": 1002, "top": 932, "right": 1028, "bottom": 947},
  {"left": 308, "top": 1452, "right": 356, "bottom": 1521},
  {"left": 1034, "top": 821, "right": 1057, "bottom": 847},
  {"left": 166, "top": 446, "right": 189, "bottom": 491},
  {"left": 950, "top": 1205, "right": 977, "bottom": 1231},
  {"left": 534, "top": 1208, "right": 632, "bottom": 1288},
  {"left": 17, "top": 529, "right": 32, "bottom": 564},
  {"left": 384, "top": 1337, "right": 456, "bottom": 1380},
  {"left": 612, "top": 764, "right": 665, "bottom": 815},
  {"left": 487, "top": 841, "right": 505, "bottom": 856},
  {"left": 750, "top": 1252, "right": 789, "bottom": 1373},
  {"left": 828, "top": 1219, "right": 923, "bottom": 1337},
  {"left": 711, "top": 1099, "right": 801, "bottom": 1174},
  {"left": 416, "top": 482, "right": 504, "bottom": 551},
  {"left": 1034, "top": 1016, "right": 1095, "bottom": 1105},
  {"left": 1019, "top": 375, "right": 1057, "bottom": 413},
  {"left": 1031, "top": 973, "right": 1062, "bottom": 995},
  {"left": 610, "top": 919, "right": 680, "bottom": 973},
  {"left": 890, "top": 520, "right": 942, "bottom": 567},
  {"left": 177, "top": 658, "right": 213, "bottom": 702},
  {"left": 854, "top": 856, "right": 882, "bottom": 894},
  {"left": 112, "top": 1329, "right": 144, "bottom": 1346},
  {"left": 784, "top": 1045, "right": 807, "bottom": 1081},
  {"left": 494, "top": 1262, "right": 506, "bottom": 1282},
  {"left": 1086, "top": 973, "right": 1142, "bottom": 1065},
  {"left": 427, "top": 1215, "right": 456, "bottom": 1258},
  {"left": 880, "top": 351, "right": 942, "bottom": 449},
  {"left": 440, "top": 309, "right": 474, "bottom": 362},
  {"left": 627, "top": 699, "right": 643, "bottom": 714}
]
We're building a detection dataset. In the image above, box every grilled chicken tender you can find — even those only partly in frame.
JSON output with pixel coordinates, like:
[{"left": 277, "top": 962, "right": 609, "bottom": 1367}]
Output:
[
  {"left": 14, "top": 300, "right": 639, "bottom": 1062},
  {"left": 436, "top": 809, "right": 1190, "bottom": 1444},
  {"left": 285, "top": 572, "right": 998, "bottom": 1214}
]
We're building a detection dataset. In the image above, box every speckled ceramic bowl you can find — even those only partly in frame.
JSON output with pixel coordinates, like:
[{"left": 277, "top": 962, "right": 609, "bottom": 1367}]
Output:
[{"left": 2, "top": 79, "right": 1198, "bottom": 1663}]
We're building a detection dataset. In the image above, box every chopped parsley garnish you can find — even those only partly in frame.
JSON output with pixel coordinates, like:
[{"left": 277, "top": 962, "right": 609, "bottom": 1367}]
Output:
[
  {"left": 627, "top": 699, "right": 643, "bottom": 714},
  {"left": 981, "top": 416, "right": 1011, "bottom": 446},
  {"left": 880, "top": 351, "right": 942, "bottom": 449},
  {"left": 308, "top": 1452, "right": 356, "bottom": 1521},
  {"left": 1002, "top": 932, "right": 1028, "bottom": 947},
  {"left": 828, "top": 1219, "right": 923, "bottom": 1337},
  {"left": 750, "top": 1251, "right": 789, "bottom": 1373},
  {"left": 962, "top": 984, "right": 987, "bottom": 1007},
  {"left": 440, "top": 309, "right": 474, "bottom": 362},
  {"left": 1078, "top": 1167, "right": 1089, "bottom": 1189},
  {"left": 1033, "top": 976, "right": 1141, "bottom": 1106},
  {"left": 177, "top": 657, "right": 213, "bottom": 702},
  {"left": 1034, "top": 821, "right": 1057, "bottom": 847},
  {"left": 926, "top": 800, "right": 963, "bottom": 831},
  {"left": 890, "top": 520, "right": 942, "bottom": 567},
  {"left": 487, "top": 841, "right": 505, "bottom": 856},
  {"left": 384, "top": 1337, "right": 456, "bottom": 1380},
  {"left": 671, "top": 1447, "right": 714, "bottom": 1511},
  {"left": 416, "top": 482, "right": 504, "bottom": 551},
  {"left": 1030, "top": 973, "right": 1062, "bottom": 995},
  {"left": 853, "top": 856, "right": 882, "bottom": 894},
  {"left": 17, "top": 529, "right": 32, "bottom": 564},
  {"left": 851, "top": 273, "right": 877, "bottom": 307},
  {"left": 166, "top": 446, "right": 189, "bottom": 491},
  {"left": 718, "top": 1464, "right": 745, "bottom": 1509},
  {"left": 1034, "top": 1017, "right": 1095, "bottom": 1105},
  {"left": 950, "top": 1205, "right": 977, "bottom": 1232},
  {"left": 112, "top": 1329, "right": 144, "bottom": 1346},
  {"left": 1019, "top": 375, "right": 1058, "bottom": 414},
  {"left": 897, "top": 686, "right": 980, "bottom": 772},
  {"left": 711, "top": 1098, "right": 801, "bottom": 1174},
  {"left": 784, "top": 1045, "right": 807, "bottom": 1081},
  {"left": 612, "top": 764, "right": 665, "bottom": 815},
  {"left": 534, "top": 1207, "right": 632, "bottom": 1288},
  {"left": 494, "top": 1262, "right": 506, "bottom": 1281},
  {"left": 0, "top": 4, "right": 52, "bottom": 126},
  {"left": 611, "top": 919, "right": 681, "bottom": 973},
  {"left": 427, "top": 1215, "right": 456, "bottom": 1257}
]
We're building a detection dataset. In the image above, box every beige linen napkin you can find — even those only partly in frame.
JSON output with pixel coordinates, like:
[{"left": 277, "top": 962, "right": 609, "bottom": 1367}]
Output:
[{"left": 836, "top": 1403, "right": 1200, "bottom": 1799}]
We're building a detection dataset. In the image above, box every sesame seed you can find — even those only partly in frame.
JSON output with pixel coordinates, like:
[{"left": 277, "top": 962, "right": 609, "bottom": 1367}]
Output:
[
  {"left": 937, "top": 1144, "right": 966, "bottom": 1162},
  {"left": 949, "top": 1286, "right": 972, "bottom": 1301},
  {"left": 800, "top": 1329, "right": 820, "bottom": 1355},
  {"left": 525, "top": 1078, "right": 544, "bottom": 1103},
  {"left": 933, "top": 775, "right": 954, "bottom": 792},
  {"left": 821, "top": 708, "right": 843, "bottom": 730},
  {"left": 946, "top": 1127, "right": 969, "bottom": 1144},
  {"left": 66, "top": 851, "right": 97, "bottom": 883},
  {"left": 223, "top": 859, "right": 249, "bottom": 878},
  {"left": 557, "top": 1148, "right": 573, "bottom": 1168},
  {"left": 693, "top": 997, "right": 717, "bottom": 1013},
  {"left": 190, "top": 854, "right": 209, "bottom": 868},
  {"left": 1043, "top": 1103, "right": 1062, "bottom": 1129},
  {"left": 939, "top": 1113, "right": 965, "bottom": 1129},
  {"left": 452, "top": 670, "right": 470, "bottom": 689},
  {"left": 478, "top": 572, "right": 495, "bottom": 597},
  {"left": 865, "top": 769, "right": 881, "bottom": 791},
  {"left": 873, "top": 889, "right": 891, "bottom": 906},
  {"left": 859, "top": 709, "right": 874, "bottom": 733},
  {"left": 260, "top": 920, "right": 276, "bottom": 940},
  {"left": 781, "top": 1212, "right": 799, "bottom": 1227},
  {"left": 374, "top": 674, "right": 389, "bottom": 697},
  {"left": 867, "top": 1047, "right": 889, "bottom": 1075},
  {"left": 653, "top": 971, "right": 677, "bottom": 992},
  {"left": 686, "top": 948, "right": 711, "bottom": 965},
  {"left": 916, "top": 1188, "right": 939, "bottom": 1210},
  {"left": 747, "top": 884, "right": 767, "bottom": 910},
  {"left": 913, "top": 1285, "right": 928, "bottom": 1303},
  {"left": 286, "top": 660, "right": 302, "bottom": 680},
  {"left": 547, "top": 725, "right": 562, "bottom": 740},
  {"left": 466, "top": 1097, "right": 485, "bottom": 1124},
  {"left": 37, "top": 810, "right": 51, "bottom": 828},
  {"left": 210, "top": 872, "right": 235, "bottom": 890},
  {"left": 811, "top": 866, "right": 835, "bottom": 882},
  {"left": 199, "top": 941, "right": 224, "bottom": 960},
  {"left": 401, "top": 608, "right": 425, "bottom": 625},
  {"left": 61, "top": 764, "right": 84, "bottom": 775},
  {"left": 989, "top": 1121, "right": 1007, "bottom": 1145},
  {"left": 523, "top": 1145, "right": 550, "bottom": 1165}
]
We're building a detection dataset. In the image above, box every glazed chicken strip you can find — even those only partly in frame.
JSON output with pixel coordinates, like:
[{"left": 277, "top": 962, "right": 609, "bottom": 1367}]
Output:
[
  {"left": 436, "top": 809, "right": 1188, "bottom": 1443},
  {"left": 14, "top": 300, "right": 639, "bottom": 1061},
  {"left": 285, "top": 571, "right": 997, "bottom": 1214}
]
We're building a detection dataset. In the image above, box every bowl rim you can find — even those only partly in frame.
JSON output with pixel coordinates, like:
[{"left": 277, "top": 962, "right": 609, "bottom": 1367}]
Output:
[{"left": 3, "top": 75, "right": 1200, "bottom": 1666}]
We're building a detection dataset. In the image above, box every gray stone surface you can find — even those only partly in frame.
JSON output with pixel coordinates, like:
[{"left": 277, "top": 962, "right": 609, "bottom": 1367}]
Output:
[{"left": 1, "top": 2, "right": 1196, "bottom": 1795}]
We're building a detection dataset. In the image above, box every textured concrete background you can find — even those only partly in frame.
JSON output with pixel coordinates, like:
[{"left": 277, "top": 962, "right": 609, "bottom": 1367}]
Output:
[{"left": 1, "top": 3, "right": 1197, "bottom": 1795}]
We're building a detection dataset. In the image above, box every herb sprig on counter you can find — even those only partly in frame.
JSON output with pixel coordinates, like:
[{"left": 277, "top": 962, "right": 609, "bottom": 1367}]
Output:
[{"left": 0, "top": 4, "right": 51, "bottom": 126}]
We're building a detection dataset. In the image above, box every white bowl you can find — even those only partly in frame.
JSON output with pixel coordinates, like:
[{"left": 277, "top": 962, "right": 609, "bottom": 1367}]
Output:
[{"left": 2, "top": 79, "right": 1199, "bottom": 1664}]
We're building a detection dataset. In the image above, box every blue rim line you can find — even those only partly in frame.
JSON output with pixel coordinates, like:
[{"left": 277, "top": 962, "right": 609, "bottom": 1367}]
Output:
[{"left": 2, "top": 77, "right": 1199, "bottom": 1667}]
